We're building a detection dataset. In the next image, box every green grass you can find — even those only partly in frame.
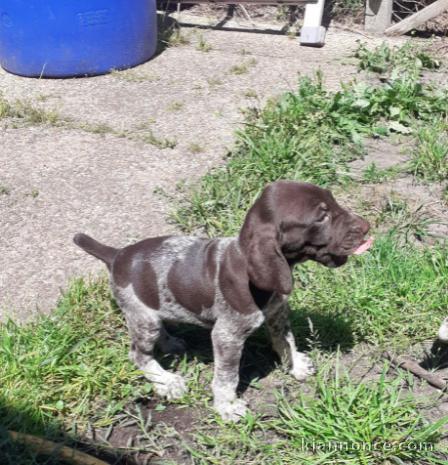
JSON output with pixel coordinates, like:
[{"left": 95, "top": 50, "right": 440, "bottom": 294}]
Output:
[
  {"left": 289, "top": 234, "right": 448, "bottom": 348},
  {"left": 190, "top": 361, "right": 447, "bottom": 465},
  {"left": 407, "top": 120, "right": 448, "bottom": 182},
  {"left": 0, "top": 277, "right": 142, "bottom": 434}
]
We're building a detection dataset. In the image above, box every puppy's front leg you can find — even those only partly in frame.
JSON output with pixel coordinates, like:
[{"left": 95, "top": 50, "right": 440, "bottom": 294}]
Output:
[
  {"left": 266, "top": 303, "right": 314, "bottom": 381},
  {"left": 211, "top": 313, "right": 263, "bottom": 421}
]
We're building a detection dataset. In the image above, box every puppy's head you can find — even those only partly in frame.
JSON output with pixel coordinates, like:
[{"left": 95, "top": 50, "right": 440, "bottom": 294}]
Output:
[{"left": 239, "top": 181, "right": 372, "bottom": 295}]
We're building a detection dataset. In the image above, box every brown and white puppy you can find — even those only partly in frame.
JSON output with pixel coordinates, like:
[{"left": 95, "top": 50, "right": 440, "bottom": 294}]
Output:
[{"left": 74, "top": 181, "right": 372, "bottom": 421}]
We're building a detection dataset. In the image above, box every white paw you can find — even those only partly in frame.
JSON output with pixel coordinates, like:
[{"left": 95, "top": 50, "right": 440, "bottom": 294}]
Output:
[
  {"left": 438, "top": 318, "right": 448, "bottom": 343},
  {"left": 214, "top": 399, "right": 248, "bottom": 422},
  {"left": 290, "top": 352, "right": 315, "bottom": 381},
  {"left": 153, "top": 373, "right": 187, "bottom": 400}
]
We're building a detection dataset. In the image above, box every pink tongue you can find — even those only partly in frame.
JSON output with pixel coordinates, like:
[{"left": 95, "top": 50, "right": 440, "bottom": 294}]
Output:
[{"left": 353, "top": 237, "right": 374, "bottom": 255}]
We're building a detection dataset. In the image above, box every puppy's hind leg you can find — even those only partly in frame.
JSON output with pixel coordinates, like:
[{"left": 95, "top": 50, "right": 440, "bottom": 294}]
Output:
[{"left": 118, "top": 290, "right": 187, "bottom": 400}]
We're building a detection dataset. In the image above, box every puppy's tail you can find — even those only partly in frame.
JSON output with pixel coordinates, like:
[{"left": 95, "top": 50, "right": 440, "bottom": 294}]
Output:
[{"left": 73, "top": 233, "right": 118, "bottom": 270}]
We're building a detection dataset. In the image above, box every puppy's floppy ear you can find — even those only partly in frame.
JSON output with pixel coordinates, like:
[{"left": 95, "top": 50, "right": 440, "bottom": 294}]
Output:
[
  {"left": 244, "top": 224, "right": 293, "bottom": 294},
  {"left": 239, "top": 188, "right": 293, "bottom": 294}
]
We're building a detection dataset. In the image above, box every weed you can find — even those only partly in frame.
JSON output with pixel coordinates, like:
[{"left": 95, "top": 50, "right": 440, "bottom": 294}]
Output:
[
  {"left": 207, "top": 78, "right": 223, "bottom": 88},
  {"left": 36, "top": 94, "right": 54, "bottom": 102},
  {"left": 362, "top": 162, "right": 401, "bottom": 183},
  {"left": 126, "top": 123, "right": 177, "bottom": 149},
  {"left": 77, "top": 121, "right": 116, "bottom": 135},
  {"left": 376, "top": 197, "right": 442, "bottom": 242},
  {"left": 243, "top": 89, "right": 258, "bottom": 99},
  {"left": 287, "top": 28, "right": 298, "bottom": 39},
  {"left": 167, "top": 101, "right": 184, "bottom": 112},
  {"left": 275, "top": 5, "right": 290, "bottom": 21},
  {"left": 0, "top": 93, "right": 61, "bottom": 126},
  {"left": 26, "top": 189, "right": 39, "bottom": 199},
  {"left": 273, "top": 363, "right": 446, "bottom": 464},
  {"left": 229, "top": 64, "right": 249, "bottom": 76},
  {"left": 173, "top": 68, "right": 448, "bottom": 236},
  {"left": 0, "top": 185, "right": 10, "bottom": 195},
  {"left": 443, "top": 186, "right": 448, "bottom": 203},
  {"left": 356, "top": 41, "right": 440, "bottom": 77},
  {"left": 111, "top": 69, "right": 159, "bottom": 83},
  {"left": 196, "top": 35, "right": 212, "bottom": 52},
  {"left": 188, "top": 143, "right": 205, "bottom": 154},
  {"left": 139, "top": 129, "right": 177, "bottom": 149},
  {"left": 166, "top": 28, "right": 191, "bottom": 47},
  {"left": 332, "top": 0, "right": 364, "bottom": 16},
  {"left": 407, "top": 120, "right": 448, "bottom": 182},
  {"left": 229, "top": 59, "right": 257, "bottom": 76}
]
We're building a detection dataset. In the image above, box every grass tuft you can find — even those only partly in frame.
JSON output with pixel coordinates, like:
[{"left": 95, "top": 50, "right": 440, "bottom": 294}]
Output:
[
  {"left": 407, "top": 119, "right": 448, "bottom": 182},
  {"left": 273, "top": 363, "right": 446, "bottom": 464},
  {"left": 0, "top": 93, "right": 61, "bottom": 126}
]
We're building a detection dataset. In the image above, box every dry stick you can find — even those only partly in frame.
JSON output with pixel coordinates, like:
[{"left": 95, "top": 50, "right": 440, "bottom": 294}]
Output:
[
  {"left": 8, "top": 431, "right": 109, "bottom": 465},
  {"left": 383, "top": 352, "right": 448, "bottom": 391},
  {"left": 385, "top": 0, "right": 448, "bottom": 36}
]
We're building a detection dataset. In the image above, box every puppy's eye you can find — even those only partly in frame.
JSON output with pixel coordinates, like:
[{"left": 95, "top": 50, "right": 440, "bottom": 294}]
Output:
[
  {"left": 316, "top": 202, "right": 329, "bottom": 223},
  {"left": 316, "top": 213, "right": 330, "bottom": 223}
]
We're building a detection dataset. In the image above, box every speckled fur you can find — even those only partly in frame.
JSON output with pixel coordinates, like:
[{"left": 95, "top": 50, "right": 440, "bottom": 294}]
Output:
[{"left": 111, "top": 237, "right": 266, "bottom": 419}]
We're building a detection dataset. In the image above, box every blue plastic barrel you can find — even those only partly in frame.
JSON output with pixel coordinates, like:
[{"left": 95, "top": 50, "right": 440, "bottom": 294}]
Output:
[{"left": 0, "top": 0, "right": 157, "bottom": 78}]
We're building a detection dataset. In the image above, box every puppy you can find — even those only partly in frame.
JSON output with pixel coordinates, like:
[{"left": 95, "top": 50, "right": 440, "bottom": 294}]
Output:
[{"left": 74, "top": 181, "right": 372, "bottom": 421}]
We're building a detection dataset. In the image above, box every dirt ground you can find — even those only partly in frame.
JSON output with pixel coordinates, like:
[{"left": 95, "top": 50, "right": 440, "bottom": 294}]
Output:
[{"left": 0, "top": 18, "right": 406, "bottom": 322}]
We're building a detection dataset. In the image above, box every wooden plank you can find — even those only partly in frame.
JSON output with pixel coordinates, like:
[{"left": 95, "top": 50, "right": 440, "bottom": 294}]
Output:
[
  {"left": 177, "top": 0, "right": 312, "bottom": 4},
  {"left": 365, "top": 0, "right": 393, "bottom": 34},
  {"left": 385, "top": 0, "right": 448, "bottom": 35},
  {"left": 300, "top": 0, "right": 326, "bottom": 45}
]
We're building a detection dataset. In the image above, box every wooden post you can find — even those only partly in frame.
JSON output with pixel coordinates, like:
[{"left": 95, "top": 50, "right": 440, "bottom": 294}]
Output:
[
  {"left": 365, "top": 0, "right": 393, "bottom": 34},
  {"left": 300, "top": 0, "right": 326, "bottom": 46}
]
